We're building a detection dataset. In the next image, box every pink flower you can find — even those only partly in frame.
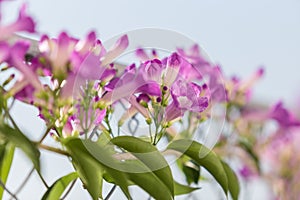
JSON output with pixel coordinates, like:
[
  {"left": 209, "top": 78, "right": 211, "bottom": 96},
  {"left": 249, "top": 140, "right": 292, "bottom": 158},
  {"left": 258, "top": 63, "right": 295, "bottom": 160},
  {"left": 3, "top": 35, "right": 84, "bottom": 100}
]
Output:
[
  {"left": 135, "top": 48, "right": 150, "bottom": 61},
  {"left": 164, "top": 53, "right": 181, "bottom": 86},
  {"left": 177, "top": 44, "right": 210, "bottom": 67},
  {"left": 0, "top": 41, "right": 9, "bottom": 62},
  {"left": 101, "top": 63, "right": 160, "bottom": 105},
  {"left": 165, "top": 79, "right": 208, "bottom": 122},
  {"left": 239, "top": 165, "right": 257, "bottom": 180},
  {"left": 61, "top": 34, "right": 129, "bottom": 98},
  {"left": 171, "top": 80, "right": 208, "bottom": 112},
  {"left": 10, "top": 41, "right": 42, "bottom": 90},
  {"left": 141, "top": 59, "right": 163, "bottom": 83},
  {"left": 39, "top": 32, "right": 78, "bottom": 75},
  {"left": 269, "top": 102, "right": 300, "bottom": 128},
  {"left": 0, "top": 4, "right": 35, "bottom": 40},
  {"left": 100, "top": 35, "right": 129, "bottom": 66}
]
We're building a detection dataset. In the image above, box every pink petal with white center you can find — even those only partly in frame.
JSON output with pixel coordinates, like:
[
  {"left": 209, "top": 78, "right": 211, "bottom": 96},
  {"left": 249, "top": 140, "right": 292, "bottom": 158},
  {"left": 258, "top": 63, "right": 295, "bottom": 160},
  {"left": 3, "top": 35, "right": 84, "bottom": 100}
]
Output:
[
  {"left": 164, "top": 53, "right": 181, "bottom": 86},
  {"left": 75, "top": 31, "right": 96, "bottom": 54},
  {"left": 101, "top": 35, "right": 128, "bottom": 66},
  {"left": 136, "top": 48, "right": 150, "bottom": 61}
]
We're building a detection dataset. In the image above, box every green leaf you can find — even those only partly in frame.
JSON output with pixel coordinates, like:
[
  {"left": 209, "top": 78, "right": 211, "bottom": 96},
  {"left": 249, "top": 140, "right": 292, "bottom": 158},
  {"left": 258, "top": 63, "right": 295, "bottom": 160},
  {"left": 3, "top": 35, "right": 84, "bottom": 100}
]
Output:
[
  {"left": 0, "top": 142, "right": 15, "bottom": 199},
  {"left": 222, "top": 161, "right": 240, "bottom": 200},
  {"left": 182, "top": 160, "right": 200, "bottom": 185},
  {"left": 41, "top": 172, "right": 78, "bottom": 200},
  {"left": 174, "top": 181, "right": 200, "bottom": 196},
  {"left": 167, "top": 139, "right": 228, "bottom": 194},
  {"left": 111, "top": 136, "right": 174, "bottom": 196},
  {"left": 82, "top": 139, "right": 131, "bottom": 199},
  {"left": 122, "top": 160, "right": 173, "bottom": 200},
  {"left": 0, "top": 123, "right": 40, "bottom": 171},
  {"left": 63, "top": 138, "right": 130, "bottom": 200},
  {"left": 238, "top": 139, "right": 260, "bottom": 173}
]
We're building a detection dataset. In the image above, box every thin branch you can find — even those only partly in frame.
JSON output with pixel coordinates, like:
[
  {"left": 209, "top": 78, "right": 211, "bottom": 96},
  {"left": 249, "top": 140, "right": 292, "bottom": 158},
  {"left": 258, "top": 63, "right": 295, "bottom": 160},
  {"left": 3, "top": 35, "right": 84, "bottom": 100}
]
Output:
[
  {"left": 37, "top": 171, "right": 49, "bottom": 189},
  {"left": 104, "top": 185, "right": 117, "bottom": 200},
  {"left": 37, "top": 143, "right": 70, "bottom": 156},
  {"left": 38, "top": 126, "right": 53, "bottom": 143},
  {"left": 0, "top": 178, "right": 18, "bottom": 200},
  {"left": 9, "top": 167, "right": 34, "bottom": 200},
  {"left": 60, "top": 179, "right": 77, "bottom": 200}
]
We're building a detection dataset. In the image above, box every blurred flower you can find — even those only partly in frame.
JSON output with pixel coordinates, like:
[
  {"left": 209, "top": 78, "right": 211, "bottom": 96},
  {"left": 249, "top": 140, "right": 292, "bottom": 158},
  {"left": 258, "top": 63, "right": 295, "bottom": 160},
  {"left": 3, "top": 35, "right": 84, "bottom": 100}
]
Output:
[{"left": 0, "top": 4, "right": 35, "bottom": 41}]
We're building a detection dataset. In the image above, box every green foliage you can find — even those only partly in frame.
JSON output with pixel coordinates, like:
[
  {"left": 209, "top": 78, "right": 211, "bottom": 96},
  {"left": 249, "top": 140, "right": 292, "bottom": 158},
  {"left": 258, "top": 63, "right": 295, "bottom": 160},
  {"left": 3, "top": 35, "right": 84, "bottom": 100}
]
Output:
[
  {"left": 222, "top": 161, "right": 240, "bottom": 200},
  {"left": 0, "top": 141, "right": 15, "bottom": 199},
  {"left": 167, "top": 139, "right": 240, "bottom": 198},
  {"left": 41, "top": 172, "right": 78, "bottom": 200},
  {"left": 174, "top": 181, "right": 200, "bottom": 196},
  {"left": 111, "top": 136, "right": 174, "bottom": 199},
  {"left": 0, "top": 123, "right": 40, "bottom": 171},
  {"left": 63, "top": 137, "right": 131, "bottom": 200},
  {"left": 111, "top": 136, "right": 174, "bottom": 195}
]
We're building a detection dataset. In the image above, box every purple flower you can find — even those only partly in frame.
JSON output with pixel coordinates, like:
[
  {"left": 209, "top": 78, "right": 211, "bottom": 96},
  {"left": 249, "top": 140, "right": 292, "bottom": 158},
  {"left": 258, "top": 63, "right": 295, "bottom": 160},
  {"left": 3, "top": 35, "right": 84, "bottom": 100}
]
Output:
[
  {"left": 165, "top": 79, "right": 208, "bottom": 122},
  {"left": 141, "top": 59, "right": 163, "bottom": 83},
  {"left": 14, "top": 84, "right": 35, "bottom": 104},
  {"left": 0, "top": 4, "right": 35, "bottom": 40},
  {"left": 101, "top": 63, "right": 160, "bottom": 105},
  {"left": 61, "top": 35, "right": 128, "bottom": 98},
  {"left": 39, "top": 32, "right": 77, "bottom": 75},
  {"left": 10, "top": 41, "right": 42, "bottom": 90},
  {"left": 269, "top": 102, "right": 300, "bottom": 128},
  {"left": 164, "top": 53, "right": 182, "bottom": 87},
  {"left": 135, "top": 48, "right": 150, "bottom": 61},
  {"left": 177, "top": 44, "right": 210, "bottom": 67},
  {"left": 94, "top": 109, "right": 106, "bottom": 125},
  {"left": 171, "top": 80, "right": 208, "bottom": 112},
  {"left": 0, "top": 41, "right": 9, "bottom": 62},
  {"left": 164, "top": 53, "right": 181, "bottom": 86},
  {"left": 100, "top": 35, "right": 128, "bottom": 66},
  {"left": 239, "top": 165, "right": 256, "bottom": 180}
]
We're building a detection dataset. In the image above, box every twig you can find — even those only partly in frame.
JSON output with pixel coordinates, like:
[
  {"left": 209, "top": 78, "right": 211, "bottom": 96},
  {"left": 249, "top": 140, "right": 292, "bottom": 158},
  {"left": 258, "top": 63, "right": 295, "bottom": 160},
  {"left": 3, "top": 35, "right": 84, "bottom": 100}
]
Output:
[
  {"left": 37, "top": 171, "right": 49, "bottom": 189},
  {"left": 9, "top": 167, "right": 34, "bottom": 200},
  {"left": 60, "top": 179, "right": 77, "bottom": 200},
  {"left": 0, "top": 178, "right": 18, "bottom": 200},
  {"left": 37, "top": 143, "right": 70, "bottom": 156},
  {"left": 38, "top": 126, "right": 53, "bottom": 143},
  {"left": 104, "top": 185, "right": 117, "bottom": 200}
]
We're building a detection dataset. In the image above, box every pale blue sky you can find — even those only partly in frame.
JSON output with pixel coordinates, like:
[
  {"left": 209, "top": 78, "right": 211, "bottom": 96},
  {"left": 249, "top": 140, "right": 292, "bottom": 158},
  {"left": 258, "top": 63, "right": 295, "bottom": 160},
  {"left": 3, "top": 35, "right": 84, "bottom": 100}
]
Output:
[
  {"left": 9, "top": 0, "right": 300, "bottom": 104},
  {"left": 5, "top": 0, "right": 300, "bottom": 103}
]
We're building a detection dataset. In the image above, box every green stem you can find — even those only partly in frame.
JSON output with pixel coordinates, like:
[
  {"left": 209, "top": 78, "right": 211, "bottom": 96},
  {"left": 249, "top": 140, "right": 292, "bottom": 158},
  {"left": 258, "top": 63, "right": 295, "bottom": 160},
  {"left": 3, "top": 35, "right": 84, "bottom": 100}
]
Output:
[
  {"left": 38, "top": 125, "right": 53, "bottom": 143},
  {"left": 37, "top": 143, "right": 69, "bottom": 156}
]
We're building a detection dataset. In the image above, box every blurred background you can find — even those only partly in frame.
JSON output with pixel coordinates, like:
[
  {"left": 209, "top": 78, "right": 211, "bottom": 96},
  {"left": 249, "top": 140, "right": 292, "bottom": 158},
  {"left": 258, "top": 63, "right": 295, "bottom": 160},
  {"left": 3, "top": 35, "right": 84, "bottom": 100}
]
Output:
[{"left": 2, "top": 0, "right": 300, "bottom": 199}]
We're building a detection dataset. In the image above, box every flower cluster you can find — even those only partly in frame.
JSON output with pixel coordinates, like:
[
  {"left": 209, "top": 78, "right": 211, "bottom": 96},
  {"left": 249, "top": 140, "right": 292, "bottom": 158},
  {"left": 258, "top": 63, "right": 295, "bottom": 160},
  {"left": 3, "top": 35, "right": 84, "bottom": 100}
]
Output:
[{"left": 1, "top": 1, "right": 300, "bottom": 199}]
